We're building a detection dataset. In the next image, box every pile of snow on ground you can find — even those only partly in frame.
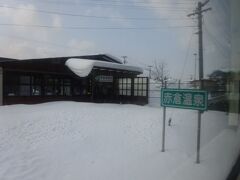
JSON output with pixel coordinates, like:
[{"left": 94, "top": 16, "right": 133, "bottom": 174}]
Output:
[{"left": 0, "top": 102, "right": 239, "bottom": 180}]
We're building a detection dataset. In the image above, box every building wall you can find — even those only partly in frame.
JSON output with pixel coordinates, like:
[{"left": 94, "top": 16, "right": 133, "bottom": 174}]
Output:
[
  {"left": 1, "top": 69, "right": 148, "bottom": 105},
  {"left": 0, "top": 67, "right": 2, "bottom": 105}
]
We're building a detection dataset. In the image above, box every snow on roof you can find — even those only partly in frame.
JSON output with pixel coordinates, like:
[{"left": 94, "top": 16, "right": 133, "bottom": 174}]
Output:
[
  {"left": 103, "top": 53, "right": 123, "bottom": 64},
  {"left": 65, "top": 58, "right": 143, "bottom": 77}
]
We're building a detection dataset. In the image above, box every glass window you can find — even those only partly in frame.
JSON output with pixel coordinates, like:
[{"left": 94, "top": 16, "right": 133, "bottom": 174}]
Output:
[
  {"left": 64, "top": 86, "right": 71, "bottom": 96},
  {"left": 142, "top": 91, "right": 147, "bottom": 96},
  {"left": 32, "top": 85, "right": 41, "bottom": 96},
  {"left": 19, "top": 85, "right": 31, "bottom": 96},
  {"left": 20, "top": 76, "right": 31, "bottom": 84},
  {"left": 138, "top": 78, "right": 142, "bottom": 83},
  {"left": 127, "top": 83, "right": 131, "bottom": 89},
  {"left": 55, "top": 79, "right": 63, "bottom": 96},
  {"left": 134, "top": 90, "right": 138, "bottom": 96},
  {"left": 123, "top": 83, "right": 127, "bottom": 89},
  {"left": 119, "top": 89, "right": 123, "bottom": 95},
  {"left": 45, "top": 86, "right": 54, "bottom": 96},
  {"left": 134, "top": 84, "right": 138, "bottom": 90},
  {"left": 138, "top": 91, "right": 142, "bottom": 96},
  {"left": 73, "top": 86, "right": 81, "bottom": 96},
  {"left": 142, "top": 84, "right": 147, "bottom": 90},
  {"left": 134, "top": 78, "right": 138, "bottom": 84},
  {"left": 64, "top": 79, "right": 71, "bottom": 85},
  {"left": 6, "top": 74, "right": 19, "bottom": 85},
  {"left": 6, "top": 86, "right": 18, "bottom": 96},
  {"left": 46, "top": 78, "right": 54, "bottom": 86},
  {"left": 119, "top": 83, "right": 123, "bottom": 89},
  {"left": 134, "top": 78, "right": 148, "bottom": 97},
  {"left": 32, "top": 76, "right": 42, "bottom": 85},
  {"left": 118, "top": 78, "right": 132, "bottom": 96},
  {"left": 45, "top": 77, "right": 54, "bottom": 96}
]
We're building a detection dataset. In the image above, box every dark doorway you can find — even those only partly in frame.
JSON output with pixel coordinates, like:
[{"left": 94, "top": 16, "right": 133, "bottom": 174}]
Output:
[{"left": 94, "top": 82, "right": 114, "bottom": 102}]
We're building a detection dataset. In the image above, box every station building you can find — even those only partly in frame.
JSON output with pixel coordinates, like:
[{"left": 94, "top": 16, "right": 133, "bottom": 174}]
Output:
[{"left": 0, "top": 54, "right": 148, "bottom": 105}]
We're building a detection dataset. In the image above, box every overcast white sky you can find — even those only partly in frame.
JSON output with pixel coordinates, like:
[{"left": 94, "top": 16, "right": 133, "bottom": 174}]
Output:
[{"left": 0, "top": 0, "right": 230, "bottom": 80}]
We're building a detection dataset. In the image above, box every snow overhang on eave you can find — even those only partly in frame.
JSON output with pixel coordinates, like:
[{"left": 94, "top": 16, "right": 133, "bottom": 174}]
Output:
[{"left": 65, "top": 58, "right": 143, "bottom": 77}]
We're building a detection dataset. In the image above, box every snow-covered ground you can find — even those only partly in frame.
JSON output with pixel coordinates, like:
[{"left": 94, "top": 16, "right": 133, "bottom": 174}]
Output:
[{"left": 0, "top": 102, "right": 239, "bottom": 180}]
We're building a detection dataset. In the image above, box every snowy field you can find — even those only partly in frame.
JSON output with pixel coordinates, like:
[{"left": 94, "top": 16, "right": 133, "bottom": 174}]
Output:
[{"left": 0, "top": 101, "right": 239, "bottom": 180}]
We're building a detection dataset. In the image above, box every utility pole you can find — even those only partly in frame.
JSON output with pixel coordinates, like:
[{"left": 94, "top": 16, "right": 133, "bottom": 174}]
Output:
[
  {"left": 121, "top": 56, "right": 127, "bottom": 64},
  {"left": 147, "top": 65, "right": 152, "bottom": 79},
  {"left": 187, "top": 0, "right": 211, "bottom": 164},
  {"left": 194, "top": 53, "right": 197, "bottom": 81}
]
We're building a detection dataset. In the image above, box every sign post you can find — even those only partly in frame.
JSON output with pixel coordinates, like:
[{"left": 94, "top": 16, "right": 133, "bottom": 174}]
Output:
[
  {"left": 197, "top": 110, "right": 201, "bottom": 163},
  {"left": 160, "top": 88, "right": 208, "bottom": 163},
  {"left": 161, "top": 81, "right": 167, "bottom": 152}
]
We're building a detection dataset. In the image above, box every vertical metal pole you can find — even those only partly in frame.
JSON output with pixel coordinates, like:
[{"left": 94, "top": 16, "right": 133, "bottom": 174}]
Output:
[
  {"left": 196, "top": 111, "right": 202, "bottom": 163},
  {"left": 196, "top": 2, "right": 203, "bottom": 164},
  {"left": 187, "top": 0, "right": 211, "bottom": 164},
  {"left": 194, "top": 53, "right": 197, "bottom": 81},
  {"left": 162, "top": 80, "right": 167, "bottom": 152}
]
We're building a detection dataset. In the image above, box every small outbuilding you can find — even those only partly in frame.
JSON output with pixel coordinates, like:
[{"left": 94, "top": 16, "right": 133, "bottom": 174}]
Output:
[{"left": 0, "top": 54, "right": 148, "bottom": 105}]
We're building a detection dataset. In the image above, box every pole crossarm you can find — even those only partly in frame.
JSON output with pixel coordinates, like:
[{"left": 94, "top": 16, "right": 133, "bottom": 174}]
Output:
[
  {"left": 201, "top": 0, "right": 210, "bottom": 7},
  {"left": 187, "top": 0, "right": 211, "bottom": 17},
  {"left": 201, "top": 7, "right": 212, "bottom": 13},
  {"left": 187, "top": 7, "right": 211, "bottom": 17}
]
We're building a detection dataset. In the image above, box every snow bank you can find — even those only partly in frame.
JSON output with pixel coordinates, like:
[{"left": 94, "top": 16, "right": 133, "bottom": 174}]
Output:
[
  {"left": 0, "top": 102, "right": 238, "bottom": 180},
  {"left": 65, "top": 58, "right": 143, "bottom": 77},
  {"left": 166, "top": 128, "right": 240, "bottom": 180}
]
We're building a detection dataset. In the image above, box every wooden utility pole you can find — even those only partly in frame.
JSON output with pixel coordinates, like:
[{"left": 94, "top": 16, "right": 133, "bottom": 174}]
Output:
[
  {"left": 148, "top": 65, "right": 152, "bottom": 79},
  {"left": 121, "top": 56, "right": 127, "bottom": 64},
  {"left": 187, "top": 0, "right": 211, "bottom": 164}
]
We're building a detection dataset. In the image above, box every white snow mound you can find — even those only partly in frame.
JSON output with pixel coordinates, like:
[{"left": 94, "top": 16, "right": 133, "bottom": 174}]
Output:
[{"left": 65, "top": 58, "right": 143, "bottom": 77}]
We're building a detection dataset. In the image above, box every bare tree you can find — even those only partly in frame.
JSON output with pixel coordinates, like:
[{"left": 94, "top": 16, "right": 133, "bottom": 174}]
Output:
[{"left": 151, "top": 61, "right": 170, "bottom": 85}]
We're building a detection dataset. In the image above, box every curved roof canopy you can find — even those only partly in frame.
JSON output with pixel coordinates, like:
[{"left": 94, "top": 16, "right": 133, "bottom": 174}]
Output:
[{"left": 65, "top": 58, "right": 143, "bottom": 77}]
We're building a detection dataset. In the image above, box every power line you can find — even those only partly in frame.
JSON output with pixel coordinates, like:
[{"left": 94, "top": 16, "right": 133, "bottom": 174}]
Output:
[
  {"left": 28, "top": 0, "right": 196, "bottom": 5},
  {"left": 0, "top": 23, "right": 196, "bottom": 30},
  {"left": 0, "top": 5, "right": 196, "bottom": 21},
  {"left": 3, "top": 0, "right": 196, "bottom": 9}
]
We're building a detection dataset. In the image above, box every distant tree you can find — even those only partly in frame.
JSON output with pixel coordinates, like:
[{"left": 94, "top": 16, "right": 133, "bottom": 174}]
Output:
[
  {"left": 208, "top": 70, "right": 230, "bottom": 90},
  {"left": 151, "top": 61, "right": 170, "bottom": 85}
]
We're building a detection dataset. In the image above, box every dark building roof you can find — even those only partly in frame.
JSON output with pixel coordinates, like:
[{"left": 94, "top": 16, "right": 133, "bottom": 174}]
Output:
[
  {"left": 21, "top": 54, "right": 122, "bottom": 64},
  {"left": 0, "top": 57, "right": 18, "bottom": 63},
  {"left": 0, "top": 54, "right": 123, "bottom": 65}
]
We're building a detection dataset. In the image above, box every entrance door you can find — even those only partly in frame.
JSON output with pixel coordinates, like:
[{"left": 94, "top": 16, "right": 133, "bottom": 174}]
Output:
[
  {"left": 93, "top": 75, "right": 114, "bottom": 102},
  {"left": 94, "top": 82, "right": 114, "bottom": 102}
]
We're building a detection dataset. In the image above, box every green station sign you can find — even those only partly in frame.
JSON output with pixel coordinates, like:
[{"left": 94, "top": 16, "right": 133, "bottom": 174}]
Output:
[{"left": 161, "top": 88, "right": 208, "bottom": 111}]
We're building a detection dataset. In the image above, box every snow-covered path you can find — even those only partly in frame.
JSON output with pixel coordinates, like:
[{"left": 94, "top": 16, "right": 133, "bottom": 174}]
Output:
[{"left": 0, "top": 102, "right": 238, "bottom": 180}]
